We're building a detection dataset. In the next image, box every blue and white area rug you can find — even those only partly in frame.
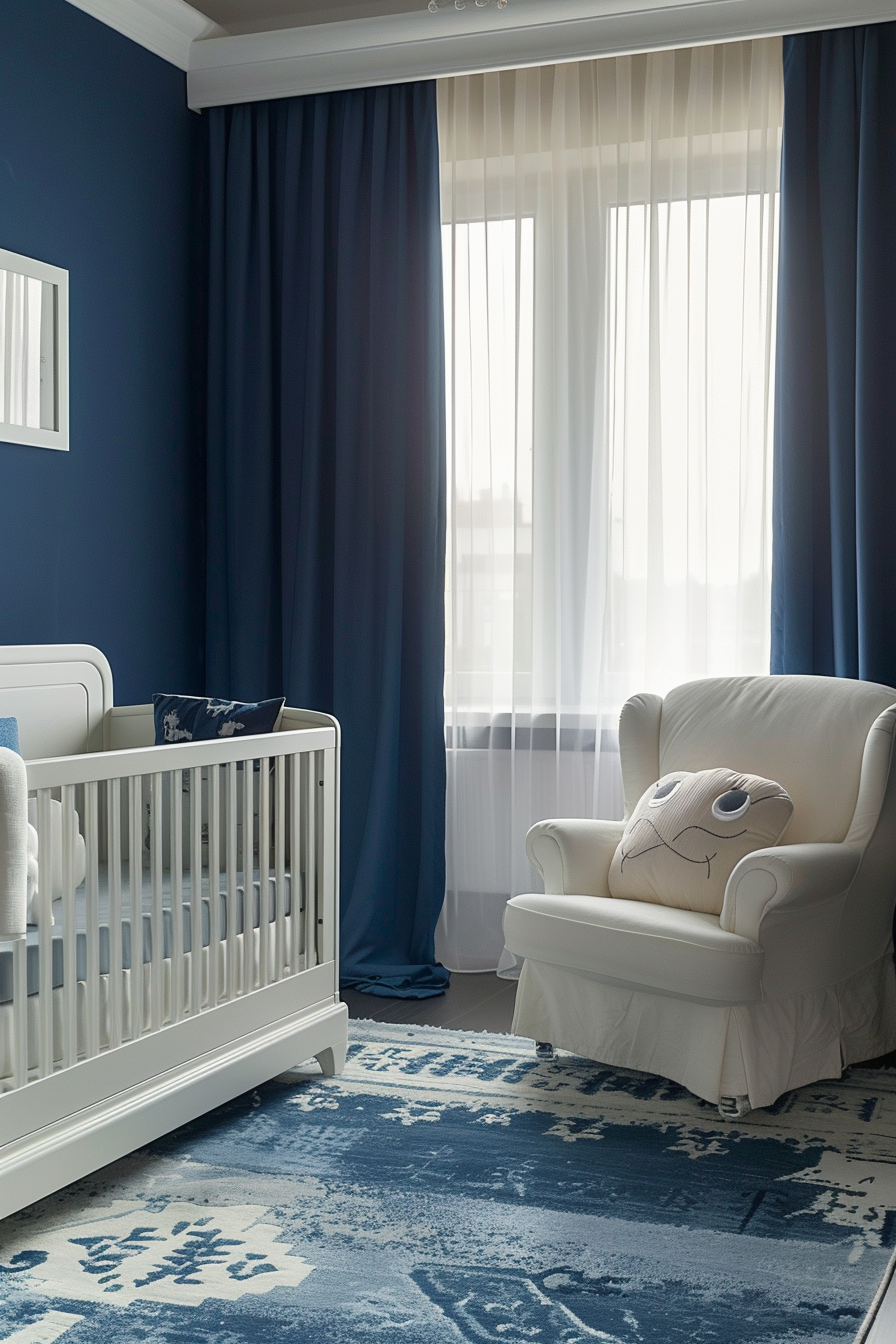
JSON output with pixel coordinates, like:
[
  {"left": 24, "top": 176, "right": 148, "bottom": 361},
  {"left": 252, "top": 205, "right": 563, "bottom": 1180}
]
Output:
[{"left": 2, "top": 1021, "right": 896, "bottom": 1344}]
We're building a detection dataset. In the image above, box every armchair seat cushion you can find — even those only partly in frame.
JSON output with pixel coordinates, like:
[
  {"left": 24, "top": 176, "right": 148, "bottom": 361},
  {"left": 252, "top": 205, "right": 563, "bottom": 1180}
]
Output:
[{"left": 504, "top": 892, "right": 764, "bottom": 1005}]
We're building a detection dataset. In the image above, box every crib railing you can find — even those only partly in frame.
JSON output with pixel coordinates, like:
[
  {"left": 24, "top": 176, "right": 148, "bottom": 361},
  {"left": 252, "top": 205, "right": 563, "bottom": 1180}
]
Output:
[{"left": 1, "top": 724, "right": 337, "bottom": 1093}]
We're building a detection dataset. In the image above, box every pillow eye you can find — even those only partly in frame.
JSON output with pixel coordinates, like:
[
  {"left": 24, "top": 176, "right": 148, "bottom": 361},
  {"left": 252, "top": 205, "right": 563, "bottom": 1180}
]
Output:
[
  {"left": 711, "top": 788, "right": 751, "bottom": 821},
  {"left": 649, "top": 779, "right": 682, "bottom": 806}
]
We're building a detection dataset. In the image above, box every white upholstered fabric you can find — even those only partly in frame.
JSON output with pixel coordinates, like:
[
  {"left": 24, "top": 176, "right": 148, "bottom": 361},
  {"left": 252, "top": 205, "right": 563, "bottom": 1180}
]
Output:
[
  {"left": 506, "top": 674, "right": 896, "bottom": 1109},
  {"left": 525, "top": 818, "right": 625, "bottom": 901},
  {"left": 654, "top": 675, "right": 896, "bottom": 844},
  {"left": 511, "top": 954, "right": 896, "bottom": 1110},
  {"left": 503, "top": 893, "right": 763, "bottom": 1004}
]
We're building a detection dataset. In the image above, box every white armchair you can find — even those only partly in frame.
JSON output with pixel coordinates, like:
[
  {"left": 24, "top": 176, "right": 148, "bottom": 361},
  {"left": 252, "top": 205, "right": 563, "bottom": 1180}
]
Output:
[{"left": 504, "top": 675, "right": 896, "bottom": 1115}]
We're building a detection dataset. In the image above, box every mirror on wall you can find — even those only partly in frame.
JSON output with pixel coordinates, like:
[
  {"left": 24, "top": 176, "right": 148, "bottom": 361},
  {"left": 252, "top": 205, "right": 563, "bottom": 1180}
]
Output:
[{"left": 0, "top": 247, "right": 69, "bottom": 452}]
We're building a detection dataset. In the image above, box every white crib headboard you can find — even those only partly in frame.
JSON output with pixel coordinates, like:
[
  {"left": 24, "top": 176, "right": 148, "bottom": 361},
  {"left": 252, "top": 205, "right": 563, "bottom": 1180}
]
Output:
[{"left": 0, "top": 644, "right": 113, "bottom": 760}]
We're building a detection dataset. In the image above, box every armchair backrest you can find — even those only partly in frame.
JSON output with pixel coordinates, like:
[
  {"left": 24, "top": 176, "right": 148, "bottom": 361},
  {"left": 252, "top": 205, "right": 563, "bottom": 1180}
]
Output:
[{"left": 619, "top": 675, "right": 896, "bottom": 846}]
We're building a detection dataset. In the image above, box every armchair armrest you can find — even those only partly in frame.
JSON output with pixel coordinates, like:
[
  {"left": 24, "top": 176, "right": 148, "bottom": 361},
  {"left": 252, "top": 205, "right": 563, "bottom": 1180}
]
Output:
[
  {"left": 526, "top": 818, "right": 626, "bottom": 897},
  {"left": 721, "top": 843, "right": 862, "bottom": 944}
]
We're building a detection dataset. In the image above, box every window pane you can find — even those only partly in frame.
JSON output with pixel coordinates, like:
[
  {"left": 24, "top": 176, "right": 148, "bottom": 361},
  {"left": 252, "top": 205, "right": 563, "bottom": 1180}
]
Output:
[
  {"left": 604, "top": 193, "right": 777, "bottom": 701},
  {"left": 443, "top": 217, "right": 535, "bottom": 709}
]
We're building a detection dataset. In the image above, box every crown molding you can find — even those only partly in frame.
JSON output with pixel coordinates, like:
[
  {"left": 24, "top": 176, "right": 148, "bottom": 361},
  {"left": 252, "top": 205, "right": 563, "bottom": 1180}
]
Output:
[
  {"left": 186, "top": 0, "right": 896, "bottom": 108},
  {"left": 64, "top": 0, "right": 896, "bottom": 100},
  {"left": 65, "top": 0, "right": 223, "bottom": 71}
]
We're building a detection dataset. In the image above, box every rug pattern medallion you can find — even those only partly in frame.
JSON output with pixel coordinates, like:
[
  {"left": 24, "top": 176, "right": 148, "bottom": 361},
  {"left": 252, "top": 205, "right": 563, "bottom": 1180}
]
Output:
[{"left": 2, "top": 1021, "right": 896, "bottom": 1343}]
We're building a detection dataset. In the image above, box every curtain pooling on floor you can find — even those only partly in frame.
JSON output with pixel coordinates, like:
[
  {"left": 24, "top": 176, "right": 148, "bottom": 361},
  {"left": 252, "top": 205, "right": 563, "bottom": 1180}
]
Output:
[{"left": 204, "top": 83, "right": 449, "bottom": 998}]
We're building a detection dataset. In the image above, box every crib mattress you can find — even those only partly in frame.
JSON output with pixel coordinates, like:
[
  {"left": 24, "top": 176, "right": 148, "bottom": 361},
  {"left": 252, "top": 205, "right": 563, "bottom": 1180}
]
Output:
[{"left": 0, "top": 871, "right": 295, "bottom": 1004}]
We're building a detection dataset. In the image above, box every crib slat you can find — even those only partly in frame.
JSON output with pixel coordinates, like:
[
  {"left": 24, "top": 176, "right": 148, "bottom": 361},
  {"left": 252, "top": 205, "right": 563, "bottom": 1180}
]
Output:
[
  {"left": 288, "top": 756, "right": 300, "bottom": 976},
  {"left": 12, "top": 934, "right": 27, "bottom": 1090},
  {"left": 128, "top": 775, "right": 144, "bottom": 1042},
  {"left": 169, "top": 770, "right": 184, "bottom": 1024},
  {"left": 226, "top": 761, "right": 238, "bottom": 999},
  {"left": 84, "top": 781, "right": 101, "bottom": 1060},
  {"left": 190, "top": 766, "right": 202, "bottom": 1016},
  {"left": 61, "top": 784, "right": 78, "bottom": 1068},
  {"left": 295, "top": 754, "right": 307, "bottom": 972},
  {"left": 258, "top": 757, "right": 270, "bottom": 989},
  {"left": 208, "top": 765, "right": 221, "bottom": 1009},
  {"left": 320, "top": 748, "right": 337, "bottom": 967},
  {"left": 292, "top": 755, "right": 302, "bottom": 972},
  {"left": 313, "top": 751, "right": 325, "bottom": 969},
  {"left": 242, "top": 759, "right": 256, "bottom": 996},
  {"left": 107, "top": 778, "right": 123, "bottom": 1052},
  {"left": 310, "top": 752, "right": 321, "bottom": 973},
  {"left": 36, "top": 788, "right": 54, "bottom": 1077},
  {"left": 150, "top": 773, "right": 164, "bottom": 1032},
  {"left": 291, "top": 758, "right": 304, "bottom": 978},
  {"left": 304, "top": 753, "right": 318, "bottom": 972},
  {"left": 274, "top": 755, "right": 286, "bottom": 984}
]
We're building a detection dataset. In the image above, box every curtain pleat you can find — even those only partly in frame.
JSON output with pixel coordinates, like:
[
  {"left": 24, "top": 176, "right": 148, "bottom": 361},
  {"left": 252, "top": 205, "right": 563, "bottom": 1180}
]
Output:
[
  {"left": 437, "top": 45, "right": 782, "bottom": 973},
  {"left": 204, "top": 83, "right": 449, "bottom": 998},
  {"left": 771, "top": 23, "right": 896, "bottom": 686}
]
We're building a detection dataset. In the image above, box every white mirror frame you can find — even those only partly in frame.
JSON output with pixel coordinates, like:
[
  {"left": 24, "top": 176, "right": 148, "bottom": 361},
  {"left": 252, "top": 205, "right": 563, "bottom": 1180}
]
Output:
[{"left": 0, "top": 247, "right": 69, "bottom": 452}]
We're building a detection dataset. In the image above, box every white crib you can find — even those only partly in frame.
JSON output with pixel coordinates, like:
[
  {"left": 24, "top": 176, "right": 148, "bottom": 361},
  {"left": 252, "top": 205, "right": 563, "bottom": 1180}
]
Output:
[{"left": 0, "top": 644, "right": 347, "bottom": 1220}]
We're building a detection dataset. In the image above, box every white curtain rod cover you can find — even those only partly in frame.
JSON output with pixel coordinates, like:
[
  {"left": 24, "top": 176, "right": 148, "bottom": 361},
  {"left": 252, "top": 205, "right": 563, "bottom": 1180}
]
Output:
[
  {"left": 436, "top": 39, "right": 783, "bottom": 973},
  {"left": 183, "top": 3, "right": 892, "bottom": 108}
]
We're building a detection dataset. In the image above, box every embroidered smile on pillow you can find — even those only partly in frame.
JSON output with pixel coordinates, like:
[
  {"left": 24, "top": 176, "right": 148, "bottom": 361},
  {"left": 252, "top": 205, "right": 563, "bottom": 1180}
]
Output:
[{"left": 607, "top": 767, "right": 793, "bottom": 915}]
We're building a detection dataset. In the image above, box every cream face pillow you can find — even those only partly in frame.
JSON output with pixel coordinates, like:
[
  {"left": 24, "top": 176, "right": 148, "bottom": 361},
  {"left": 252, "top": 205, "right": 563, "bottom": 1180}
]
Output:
[{"left": 608, "top": 767, "right": 793, "bottom": 915}]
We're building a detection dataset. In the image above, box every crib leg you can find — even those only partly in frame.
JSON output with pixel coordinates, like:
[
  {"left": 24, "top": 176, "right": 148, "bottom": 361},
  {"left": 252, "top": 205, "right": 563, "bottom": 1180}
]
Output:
[{"left": 316, "top": 1040, "right": 347, "bottom": 1077}]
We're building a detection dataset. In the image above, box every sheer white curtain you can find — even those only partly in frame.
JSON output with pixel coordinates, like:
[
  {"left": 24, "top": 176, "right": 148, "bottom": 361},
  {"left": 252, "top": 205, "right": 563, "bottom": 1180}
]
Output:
[{"left": 436, "top": 41, "right": 783, "bottom": 973}]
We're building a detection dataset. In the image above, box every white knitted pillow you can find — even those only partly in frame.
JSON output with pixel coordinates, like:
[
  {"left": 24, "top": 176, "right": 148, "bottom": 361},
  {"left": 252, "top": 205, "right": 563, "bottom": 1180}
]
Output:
[
  {"left": 0, "top": 746, "right": 29, "bottom": 939},
  {"left": 608, "top": 767, "right": 793, "bottom": 915},
  {"left": 25, "top": 797, "right": 86, "bottom": 924}
]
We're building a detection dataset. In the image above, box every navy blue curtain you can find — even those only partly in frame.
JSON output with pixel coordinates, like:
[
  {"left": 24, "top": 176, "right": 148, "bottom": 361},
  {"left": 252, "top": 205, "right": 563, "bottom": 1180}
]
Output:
[
  {"left": 204, "top": 83, "right": 449, "bottom": 997},
  {"left": 771, "top": 24, "right": 896, "bottom": 685}
]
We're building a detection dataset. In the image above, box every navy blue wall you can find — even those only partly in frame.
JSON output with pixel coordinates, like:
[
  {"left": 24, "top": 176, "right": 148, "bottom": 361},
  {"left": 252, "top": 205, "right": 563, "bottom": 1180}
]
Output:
[{"left": 0, "top": 0, "right": 202, "bottom": 703}]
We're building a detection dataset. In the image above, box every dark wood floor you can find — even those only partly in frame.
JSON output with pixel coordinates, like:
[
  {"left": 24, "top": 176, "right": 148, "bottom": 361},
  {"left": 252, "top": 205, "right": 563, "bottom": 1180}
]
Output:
[{"left": 341, "top": 972, "right": 518, "bottom": 1034}]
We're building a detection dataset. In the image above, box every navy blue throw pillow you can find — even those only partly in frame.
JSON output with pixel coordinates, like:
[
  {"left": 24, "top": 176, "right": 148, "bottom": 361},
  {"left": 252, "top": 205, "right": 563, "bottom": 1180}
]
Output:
[
  {"left": 0, "top": 716, "right": 21, "bottom": 755},
  {"left": 153, "top": 695, "right": 285, "bottom": 745}
]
